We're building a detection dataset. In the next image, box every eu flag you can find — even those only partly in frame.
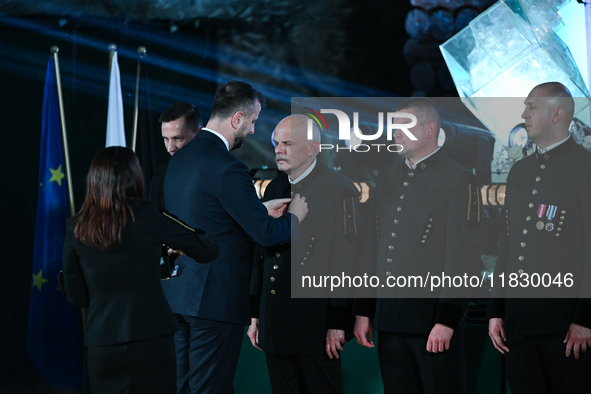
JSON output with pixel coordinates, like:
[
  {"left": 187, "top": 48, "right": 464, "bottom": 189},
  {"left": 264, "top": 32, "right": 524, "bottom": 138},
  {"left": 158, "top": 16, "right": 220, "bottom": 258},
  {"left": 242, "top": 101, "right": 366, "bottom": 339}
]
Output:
[{"left": 27, "top": 56, "right": 82, "bottom": 391}]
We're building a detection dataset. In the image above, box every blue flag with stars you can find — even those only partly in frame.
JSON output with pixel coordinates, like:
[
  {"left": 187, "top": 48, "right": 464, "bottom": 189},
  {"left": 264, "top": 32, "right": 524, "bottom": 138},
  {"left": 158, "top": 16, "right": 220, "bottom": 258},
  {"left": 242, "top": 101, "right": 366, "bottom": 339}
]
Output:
[{"left": 27, "top": 56, "right": 82, "bottom": 391}]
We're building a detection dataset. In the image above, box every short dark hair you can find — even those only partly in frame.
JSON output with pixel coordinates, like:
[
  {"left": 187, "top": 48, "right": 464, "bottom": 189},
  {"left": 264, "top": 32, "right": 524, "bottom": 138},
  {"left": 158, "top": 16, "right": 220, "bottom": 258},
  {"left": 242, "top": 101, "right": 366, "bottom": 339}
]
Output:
[
  {"left": 210, "top": 81, "right": 266, "bottom": 121},
  {"left": 159, "top": 103, "right": 202, "bottom": 132},
  {"left": 397, "top": 97, "right": 440, "bottom": 131}
]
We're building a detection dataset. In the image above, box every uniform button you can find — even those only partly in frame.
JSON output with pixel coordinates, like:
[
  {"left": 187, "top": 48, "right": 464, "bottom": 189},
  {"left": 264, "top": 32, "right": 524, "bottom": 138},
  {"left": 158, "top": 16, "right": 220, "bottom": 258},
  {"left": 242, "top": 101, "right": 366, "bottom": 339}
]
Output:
[
  {"left": 518, "top": 256, "right": 524, "bottom": 261},
  {"left": 521, "top": 242, "right": 526, "bottom": 248},
  {"left": 391, "top": 232, "right": 396, "bottom": 238},
  {"left": 271, "top": 290, "right": 276, "bottom": 295},
  {"left": 306, "top": 251, "right": 310, "bottom": 255},
  {"left": 423, "top": 235, "right": 428, "bottom": 239},
  {"left": 394, "top": 219, "right": 399, "bottom": 224},
  {"left": 532, "top": 189, "right": 537, "bottom": 195},
  {"left": 387, "top": 258, "right": 392, "bottom": 263},
  {"left": 556, "top": 228, "right": 562, "bottom": 232},
  {"left": 523, "top": 229, "right": 528, "bottom": 235},
  {"left": 560, "top": 216, "right": 565, "bottom": 220},
  {"left": 535, "top": 176, "right": 541, "bottom": 182},
  {"left": 429, "top": 218, "right": 433, "bottom": 222},
  {"left": 311, "top": 237, "right": 315, "bottom": 242},
  {"left": 529, "top": 203, "right": 534, "bottom": 208},
  {"left": 540, "top": 164, "right": 546, "bottom": 169},
  {"left": 397, "top": 206, "right": 402, "bottom": 212},
  {"left": 303, "top": 257, "right": 307, "bottom": 261},
  {"left": 427, "top": 224, "right": 432, "bottom": 228},
  {"left": 403, "top": 182, "right": 409, "bottom": 187},
  {"left": 270, "top": 277, "right": 275, "bottom": 282},
  {"left": 300, "top": 262, "right": 305, "bottom": 266},
  {"left": 526, "top": 216, "right": 532, "bottom": 221},
  {"left": 561, "top": 210, "right": 566, "bottom": 214},
  {"left": 388, "top": 245, "right": 394, "bottom": 250},
  {"left": 421, "top": 240, "right": 426, "bottom": 244},
  {"left": 518, "top": 269, "right": 524, "bottom": 274},
  {"left": 386, "top": 271, "right": 392, "bottom": 276},
  {"left": 408, "top": 172, "right": 414, "bottom": 177},
  {"left": 273, "top": 265, "right": 278, "bottom": 270},
  {"left": 400, "top": 194, "right": 405, "bottom": 199},
  {"left": 275, "top": 253, "right": 281, "bottom": 258},
  {"left": 558, "top": 222, "right": 563, "bottom": 226},
  {"left": 555, "top": 233, "right": 560, "bottom": 238},
  {"left": 425, "top": 229, "right": 430, "bottom": 233}
]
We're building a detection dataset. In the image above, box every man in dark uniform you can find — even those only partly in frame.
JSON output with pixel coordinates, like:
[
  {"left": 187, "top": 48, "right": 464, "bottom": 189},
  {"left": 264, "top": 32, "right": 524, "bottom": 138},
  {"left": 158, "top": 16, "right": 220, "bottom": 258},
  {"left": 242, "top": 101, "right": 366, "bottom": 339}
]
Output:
[
  {"left": 248, "top": 114, "right": 359, "bottom": 393},
  {"left": 354, "top": 98, "right": 481, "bottom": 394},
  {"left": 488, "top": 82, "right": 591, "bottom": 393}
]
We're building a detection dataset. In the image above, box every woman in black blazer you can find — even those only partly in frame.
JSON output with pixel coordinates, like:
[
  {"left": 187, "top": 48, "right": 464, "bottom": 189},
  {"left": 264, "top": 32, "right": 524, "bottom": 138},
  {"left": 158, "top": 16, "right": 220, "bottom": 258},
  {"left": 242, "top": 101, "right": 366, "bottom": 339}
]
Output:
[{"left": 62, "top": 147, "right": 218, "bottom": 394}]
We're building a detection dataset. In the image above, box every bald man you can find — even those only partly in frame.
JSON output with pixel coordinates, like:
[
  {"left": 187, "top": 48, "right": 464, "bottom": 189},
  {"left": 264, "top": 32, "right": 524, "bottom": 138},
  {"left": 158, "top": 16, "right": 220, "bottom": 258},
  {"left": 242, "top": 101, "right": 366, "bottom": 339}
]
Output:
[
  {"left": 354, "top": 98, "right": 481, "bottom": 394},
  {"left": 488, "top": 82, "right": 591, "bottom": 393},
  {"left": 248, "top": 115, "right": 359, "bottom": 393}
]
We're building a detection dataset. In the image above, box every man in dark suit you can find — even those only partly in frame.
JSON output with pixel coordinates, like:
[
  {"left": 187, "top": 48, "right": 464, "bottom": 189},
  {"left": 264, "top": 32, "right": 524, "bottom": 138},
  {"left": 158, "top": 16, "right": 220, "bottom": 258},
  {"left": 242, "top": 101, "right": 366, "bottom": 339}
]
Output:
[
  {"left": 354, "top": 98, "right": 481, "bottom": 394},
  {"left": 248, "top": 114, "right": 359, "bottom": 393},
  {"left": 162, "top": 81, "right": 308, "bottom": 394},
  {"left": 150, "top": 102, "right": 203, "bottom": 206},
  {"left": 488, "top": 82, "right": 591, "bottom": 393}
]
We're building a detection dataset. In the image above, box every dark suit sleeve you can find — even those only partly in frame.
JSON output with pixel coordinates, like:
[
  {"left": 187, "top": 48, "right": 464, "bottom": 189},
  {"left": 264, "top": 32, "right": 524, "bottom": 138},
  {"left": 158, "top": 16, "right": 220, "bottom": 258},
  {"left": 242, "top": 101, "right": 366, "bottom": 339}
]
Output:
[
  {"left": 352, "top": 183, "right": 381, "bottom": 319},
  {"left": 436, "top": 171, "right": 481, "bottom": 328},
  {"left": 62, "top": 229, "right": 90, "bottom": 308},
  {"left": 218, "top": 160, "right": 291, "bottom": 246},
  {"left": 572, "top": 172, "right": 591, "bottom": 328},
  {"left": 157, "top": 207, "right": 219, "bottom": 264},
  {"left": 487, "top": 204, "right": 509, "bottom": 320},
  {"left": 327, "top": 186, "right": 360, "bottom": 330}
]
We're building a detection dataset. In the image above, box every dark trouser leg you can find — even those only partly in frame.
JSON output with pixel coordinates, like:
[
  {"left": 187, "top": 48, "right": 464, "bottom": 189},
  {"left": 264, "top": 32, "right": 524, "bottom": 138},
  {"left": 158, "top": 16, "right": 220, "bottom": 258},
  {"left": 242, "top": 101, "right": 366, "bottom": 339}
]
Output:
[
  {"left": 174, "top": 314, "right": 191, "bottom": 394},
  {"left": 265, "top": 353, "right": 307, "bottom": 394},
  {"left": 378, "top": 332, "right": 466, "bottom": 394},
  {"left": 378, "top": 332, "right": 423, "bottom": 394},
  {"left": 183, "top": 316, "right": 243, "bottom": 394}
]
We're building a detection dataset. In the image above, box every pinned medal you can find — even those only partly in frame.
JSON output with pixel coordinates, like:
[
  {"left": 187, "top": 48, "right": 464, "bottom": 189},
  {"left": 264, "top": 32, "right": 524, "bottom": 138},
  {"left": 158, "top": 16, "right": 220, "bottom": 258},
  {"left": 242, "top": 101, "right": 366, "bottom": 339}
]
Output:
[
  {"left": 536, "top": 204, "right": 547, "bottom": 230},
  {"left": 546, "top": 205, "right": 557, "bottom": 232}
]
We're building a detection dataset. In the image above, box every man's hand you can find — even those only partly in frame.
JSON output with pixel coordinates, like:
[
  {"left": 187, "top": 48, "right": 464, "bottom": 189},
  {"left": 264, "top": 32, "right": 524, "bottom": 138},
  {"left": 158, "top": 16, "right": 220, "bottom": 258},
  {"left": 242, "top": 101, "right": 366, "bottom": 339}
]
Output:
[
  {"left": 288, "top": 193, "right": 308, "bottom": 222},
  {"left": 489, "top": 318, "right": 510, "bottom": 354},
  {"left": 427, "top": 323, "right": 454, "bottom": 353},
  {"left": 353, "top": 316, "right": 375, "bottom": 348},
  {"left": 263, "top": 198, "right": 291, "bottom": 218},
  {"left": 167, "top": 247, "right": 184, "bottom": 263},
  {"left": 247, "top": 318, "right": 262, "bottom": 351},
  {"left": 326, "top": 329, "right": 346, "bottom": 359},
  {"left": 564, "top": 323, "right": 591, "bottom": 359}
]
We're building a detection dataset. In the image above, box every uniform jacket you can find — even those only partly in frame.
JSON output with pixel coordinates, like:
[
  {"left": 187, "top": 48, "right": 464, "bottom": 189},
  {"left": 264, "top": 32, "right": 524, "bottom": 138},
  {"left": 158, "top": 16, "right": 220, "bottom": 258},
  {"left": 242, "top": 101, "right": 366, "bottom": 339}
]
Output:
[
  {"left": 355, "top": 149, "right": 481, "bottom": 335},
  {"left": 162, "top": 130, "right": 293, "bottom": 325},
  {"left": 62, "top": 200, "right": 218, "bottom": 346},
  {"left": 488, "top": 137, "right": 591, "bottom": 335},
  {"left": 250, "top": 162, "right": 359, "bottom": 354}
]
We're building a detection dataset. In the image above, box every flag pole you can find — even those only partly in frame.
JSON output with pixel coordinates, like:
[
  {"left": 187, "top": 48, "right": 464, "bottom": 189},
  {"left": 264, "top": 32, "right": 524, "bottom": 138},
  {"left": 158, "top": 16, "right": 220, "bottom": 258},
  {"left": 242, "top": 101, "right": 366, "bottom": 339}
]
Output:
[
  {"left": 51, "top": 46, "right": 75, "bottom": 217},
  {"left": 108, "top": 43, "right": 116, "bottom": 74},
  {"left": 132, "top": 46, "right": 147, "bottom": 152}
]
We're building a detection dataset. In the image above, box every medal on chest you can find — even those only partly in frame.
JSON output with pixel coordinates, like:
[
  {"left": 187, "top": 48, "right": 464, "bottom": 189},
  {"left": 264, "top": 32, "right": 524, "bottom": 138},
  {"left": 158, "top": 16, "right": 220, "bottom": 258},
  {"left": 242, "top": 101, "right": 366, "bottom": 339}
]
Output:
[
  {"left": 545, "top": 205, "right": 557, "bottom": 232},
  {"left": 536, "top": 204, "right": 546, "bottom": 230}
]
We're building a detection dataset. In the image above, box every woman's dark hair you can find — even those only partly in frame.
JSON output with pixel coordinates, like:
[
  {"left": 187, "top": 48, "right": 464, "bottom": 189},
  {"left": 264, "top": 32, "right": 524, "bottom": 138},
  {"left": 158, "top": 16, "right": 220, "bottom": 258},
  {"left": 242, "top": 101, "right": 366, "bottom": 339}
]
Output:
[{"left": 73, "top": 146, "right": 144, "bottom": 251}]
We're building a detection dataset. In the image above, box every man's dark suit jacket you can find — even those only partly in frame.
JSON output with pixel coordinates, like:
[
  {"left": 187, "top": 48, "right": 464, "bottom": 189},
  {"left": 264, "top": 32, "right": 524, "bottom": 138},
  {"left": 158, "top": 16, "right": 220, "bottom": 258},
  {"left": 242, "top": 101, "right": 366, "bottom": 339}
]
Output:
[
  {"left": 250, "top": 162, "right": 359, "bottom": 354},
  {"left": 62, "top": 200, "right": 219, "bottom": 346},
  {"left": 162, "top": 129, "right": 292, "bottom": 325}
]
